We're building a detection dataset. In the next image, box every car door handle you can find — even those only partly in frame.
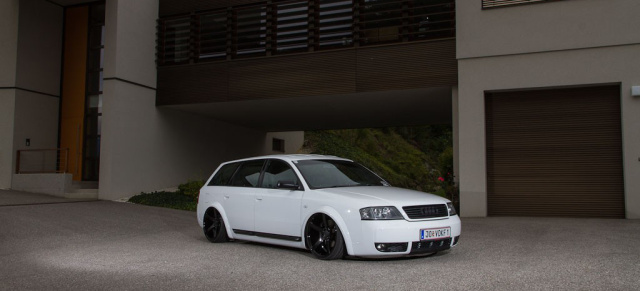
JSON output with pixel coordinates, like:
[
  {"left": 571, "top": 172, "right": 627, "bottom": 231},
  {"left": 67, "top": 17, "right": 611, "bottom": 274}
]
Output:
[
  {"left": 224, "top": 195, "right": 229, "bottom": 199},
  {"left": 256, "top": 197, "right": 263, "bottom": 201}
]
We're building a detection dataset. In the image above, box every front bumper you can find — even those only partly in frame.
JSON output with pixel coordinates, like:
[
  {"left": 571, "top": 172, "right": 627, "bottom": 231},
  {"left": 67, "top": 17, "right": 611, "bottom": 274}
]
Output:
[{"left": 350, "top": 215, "right": 461, "bottom": 257}]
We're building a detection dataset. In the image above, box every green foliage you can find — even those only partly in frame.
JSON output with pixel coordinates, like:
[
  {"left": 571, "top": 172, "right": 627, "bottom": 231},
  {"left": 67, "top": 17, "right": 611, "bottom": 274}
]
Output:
[
  {"left": 303, "top": 126, "right": 456, "bottom": 198},
  {"left": 178, "top": 180, "right": 205, "bottom": 199},
  {"left": 128, "top": 191, "right": 197, "bottom": 211}
]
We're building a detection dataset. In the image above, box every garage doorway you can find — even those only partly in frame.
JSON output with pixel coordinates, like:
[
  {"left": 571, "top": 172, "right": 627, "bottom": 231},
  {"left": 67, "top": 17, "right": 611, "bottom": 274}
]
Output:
[{"left": 485, "top": 85, "right": 624, "bottom": 218}]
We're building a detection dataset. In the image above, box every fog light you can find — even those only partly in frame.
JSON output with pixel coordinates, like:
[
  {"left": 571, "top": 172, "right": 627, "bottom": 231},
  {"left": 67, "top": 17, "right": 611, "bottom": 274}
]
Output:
[{"left": 375, "top": 242, "right": 408, "bottom": 252}]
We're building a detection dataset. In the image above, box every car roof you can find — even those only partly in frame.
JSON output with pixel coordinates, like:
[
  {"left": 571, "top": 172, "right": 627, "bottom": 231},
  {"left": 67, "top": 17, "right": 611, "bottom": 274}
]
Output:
[{"left": 224, "top": 154, "right": 352, "bottom": 164}]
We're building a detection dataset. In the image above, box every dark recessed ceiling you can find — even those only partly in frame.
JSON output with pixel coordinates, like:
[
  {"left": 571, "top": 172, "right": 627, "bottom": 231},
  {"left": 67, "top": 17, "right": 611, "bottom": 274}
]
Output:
[{"left": 164, "top": 87, "right": 453, "bottom": 132}]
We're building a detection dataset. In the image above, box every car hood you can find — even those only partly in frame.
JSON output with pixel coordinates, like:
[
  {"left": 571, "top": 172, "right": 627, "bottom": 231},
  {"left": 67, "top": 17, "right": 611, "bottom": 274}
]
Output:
[{"left": 314, "top": 186, "right": 449, "bottom": 206}]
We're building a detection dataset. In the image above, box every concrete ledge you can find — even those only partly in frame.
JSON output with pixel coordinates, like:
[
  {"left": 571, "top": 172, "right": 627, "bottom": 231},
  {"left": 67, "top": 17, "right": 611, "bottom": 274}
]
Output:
[{"left": 12, "top": 173, "right": 72, "bottom": 197}]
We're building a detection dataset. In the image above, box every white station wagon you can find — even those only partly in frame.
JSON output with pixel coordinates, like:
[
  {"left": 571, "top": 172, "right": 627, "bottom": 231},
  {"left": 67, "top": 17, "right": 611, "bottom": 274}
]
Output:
[{"left": 197, "top": 154, "right": 461, "bottom": 259}]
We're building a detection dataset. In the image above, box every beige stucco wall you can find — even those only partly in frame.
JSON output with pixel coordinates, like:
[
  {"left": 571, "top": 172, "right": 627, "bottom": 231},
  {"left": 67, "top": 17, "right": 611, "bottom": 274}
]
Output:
[
  {"left": 457, "top": 0, "right": 640, "bottom": 59},
  {"left": 458, "top": 44, "right": 640, "bottom": 218},
  {"left": 457, "top": 0, "right": 640, "bottom": 218},
  {"left": 104, "top": 0, "right": 157, "bottom": 88},
  {"left": 12, "top": 90, "right": 60, "bottom": 169},
  {"left": 0, "top": 91, "right": 16, "bottom": 189},
  {"left": 0, "top": 0, "right": 19, "bottom": 189},
  {"left": 15, "top": 0, "right": 63, "bottom": 96},
  {"left": 0, "top": 0, "right": 62, "bottom": 189},
  {"left": 0, "top": 0, "right": 19, "bottom": 88},
  {"left": 99, "top": 80, "right": 266, "bottom": 199}
]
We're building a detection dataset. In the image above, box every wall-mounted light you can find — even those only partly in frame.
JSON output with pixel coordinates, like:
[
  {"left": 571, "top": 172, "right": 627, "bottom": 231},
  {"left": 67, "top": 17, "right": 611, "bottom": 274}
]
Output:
[{"left": 632, "top": 86, "right": 640, "bottom": 97}]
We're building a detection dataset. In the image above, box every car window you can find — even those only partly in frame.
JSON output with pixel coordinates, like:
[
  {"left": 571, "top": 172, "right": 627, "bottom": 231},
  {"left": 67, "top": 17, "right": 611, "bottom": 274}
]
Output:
[
  {"left": 229, "top": 160, "right": 265, "bottom": 187},
  {"left": 294, "top": 159, "right": 387, "bottom": 189},
  {"left": 208, "top": 162, "right": 240, "bottom": 186},
  {"left": 261, "top": 160, "right": 300, "bottom": 189}
]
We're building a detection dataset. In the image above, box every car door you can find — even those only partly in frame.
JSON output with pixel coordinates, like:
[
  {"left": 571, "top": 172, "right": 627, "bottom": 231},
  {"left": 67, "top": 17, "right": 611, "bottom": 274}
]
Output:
[
  {"left": 254, "top": 159, "right": 304, "bottom": 240},
  {"left": 222, "top": 159, "right": 265, "bottom": 234}
]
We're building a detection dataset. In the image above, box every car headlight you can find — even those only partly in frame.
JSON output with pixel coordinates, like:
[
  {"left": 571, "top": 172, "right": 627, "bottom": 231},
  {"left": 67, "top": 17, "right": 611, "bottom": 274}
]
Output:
[
  {"left": 447, "top": 202, "right": 457, "bottom": 216},
  {"left": 360, "top": 206, "right": 403, "bottom": 220}
]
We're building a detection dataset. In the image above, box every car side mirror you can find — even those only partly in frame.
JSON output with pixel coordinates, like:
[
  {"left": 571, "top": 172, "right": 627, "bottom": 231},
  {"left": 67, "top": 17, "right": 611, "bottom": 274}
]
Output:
[{"left": 277, "top": 181, "right": 301, "bottom": 190}]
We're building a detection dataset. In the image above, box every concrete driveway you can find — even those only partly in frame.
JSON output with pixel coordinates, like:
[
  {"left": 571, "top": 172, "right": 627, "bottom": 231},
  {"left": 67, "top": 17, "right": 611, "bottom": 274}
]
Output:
[{"left": 1, "top": 190, "right": 639, "bottom": 290}]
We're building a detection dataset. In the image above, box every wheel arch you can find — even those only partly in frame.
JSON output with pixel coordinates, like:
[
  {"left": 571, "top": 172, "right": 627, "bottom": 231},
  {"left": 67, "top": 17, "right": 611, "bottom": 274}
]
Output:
[
  {"left": 302, "top": 207, "right": 355, "bottom": 256},
  {"left": 203, "top": 203, "right": 235, "bottom": 240}
]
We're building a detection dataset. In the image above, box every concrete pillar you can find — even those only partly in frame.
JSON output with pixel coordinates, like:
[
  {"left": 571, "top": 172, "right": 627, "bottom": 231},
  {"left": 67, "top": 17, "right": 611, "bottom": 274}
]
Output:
[
  {"left": 452, "top": 86, "right": 459, "bottom": 187},
  {"left": 0, "top": 0, "right": 19, "bottom": 189},
  {"left": 99, "top": 0, "right": 267, "bottom": 199}
]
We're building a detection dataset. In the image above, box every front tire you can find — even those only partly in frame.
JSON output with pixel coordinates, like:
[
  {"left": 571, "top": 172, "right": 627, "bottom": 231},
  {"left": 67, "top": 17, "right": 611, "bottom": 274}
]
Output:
[
  {"left": 203, "top": 208, "right": 228, "bottom": 243},
  {"left": 305, "top": 213, "right": 345, "bottom": 260}
]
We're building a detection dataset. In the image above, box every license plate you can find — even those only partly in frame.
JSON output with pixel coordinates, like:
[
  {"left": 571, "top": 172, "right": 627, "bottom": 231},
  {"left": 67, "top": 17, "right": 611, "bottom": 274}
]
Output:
[{"left": 420, "top": 227, "right": 451, "bottom": 240}]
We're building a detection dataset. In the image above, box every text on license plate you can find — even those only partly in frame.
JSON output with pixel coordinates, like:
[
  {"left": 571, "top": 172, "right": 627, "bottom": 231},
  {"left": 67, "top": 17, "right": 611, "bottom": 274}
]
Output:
[{"left": 420, "top": 227, "right": 451, "bottom": 240}]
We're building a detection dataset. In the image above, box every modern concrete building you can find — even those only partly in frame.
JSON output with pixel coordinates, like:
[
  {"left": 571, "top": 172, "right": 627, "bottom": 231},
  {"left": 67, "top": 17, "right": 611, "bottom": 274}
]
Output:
[{"left": 1, "top": 0, "right": 638, "bottom": 218}]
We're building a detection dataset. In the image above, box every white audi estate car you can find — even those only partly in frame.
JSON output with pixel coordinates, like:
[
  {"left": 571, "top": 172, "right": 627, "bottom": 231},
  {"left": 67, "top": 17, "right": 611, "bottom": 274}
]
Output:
[{"left": 197, "top": 155, "right": 461, "bottom": 260}]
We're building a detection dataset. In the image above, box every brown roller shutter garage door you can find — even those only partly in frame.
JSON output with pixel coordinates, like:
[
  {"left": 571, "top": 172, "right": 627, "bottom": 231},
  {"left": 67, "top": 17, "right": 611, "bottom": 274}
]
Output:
[{"left": 485, "top": 85, "right": 625, "bottom": 218}]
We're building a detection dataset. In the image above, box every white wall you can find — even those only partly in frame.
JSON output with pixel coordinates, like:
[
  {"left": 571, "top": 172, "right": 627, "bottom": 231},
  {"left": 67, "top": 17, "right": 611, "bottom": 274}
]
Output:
[
  {"left": 264, "top": 131, "right": 305, "bottom": 155},
  {"left": 458, "top": 44, "right": 640, "bottom": 218},
  {"left": 457, "top": 0, "right": 640, "bottom": 59}
]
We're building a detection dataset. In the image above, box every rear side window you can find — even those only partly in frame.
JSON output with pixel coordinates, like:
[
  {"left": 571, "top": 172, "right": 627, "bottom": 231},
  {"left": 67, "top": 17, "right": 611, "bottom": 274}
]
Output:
[
  {"left": 229, "top": 160, "right": 265, "bottom": 187},
  {"left": 261, "top": 160, "right": 300, "bottom": 189},
  {"left": 208, "top": 162, "right": 241, "bottom": 186}
]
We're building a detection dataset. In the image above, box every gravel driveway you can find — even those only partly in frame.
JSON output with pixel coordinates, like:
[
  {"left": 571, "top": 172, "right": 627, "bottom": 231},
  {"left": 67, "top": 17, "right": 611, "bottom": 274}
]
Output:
[{"left": 1, "top": 191, "right": 639, "bottom": 290}]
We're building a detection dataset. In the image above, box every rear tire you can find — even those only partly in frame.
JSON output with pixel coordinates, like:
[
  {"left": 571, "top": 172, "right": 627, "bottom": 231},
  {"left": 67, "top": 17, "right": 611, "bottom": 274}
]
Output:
[{"left": 203, "top": 208, "right": 228, "bottom": 243}]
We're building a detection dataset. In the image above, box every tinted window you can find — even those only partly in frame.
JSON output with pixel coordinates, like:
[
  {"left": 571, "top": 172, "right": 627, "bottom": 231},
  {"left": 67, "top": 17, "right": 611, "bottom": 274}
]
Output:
[
  {"left": 294, "top": 160, "right": 387, "bottom": 189},
  {"left": 229, "top": 160, "right": 265, "bottom": 187},
  {"left": 261, "top": 160, "right": 299, "bottom": 189},
  {"left": 208, "top": 162, "right": 240, "bottom": 186}
]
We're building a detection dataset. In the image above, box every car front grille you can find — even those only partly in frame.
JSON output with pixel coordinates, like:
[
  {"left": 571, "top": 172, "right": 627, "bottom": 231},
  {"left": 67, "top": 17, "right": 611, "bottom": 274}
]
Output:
[
  {"left": 402, "top": 204, "right": 448, "bottom": 219},
  {"left": 410, "top": 238, "right": 452, "bottom": 254}
]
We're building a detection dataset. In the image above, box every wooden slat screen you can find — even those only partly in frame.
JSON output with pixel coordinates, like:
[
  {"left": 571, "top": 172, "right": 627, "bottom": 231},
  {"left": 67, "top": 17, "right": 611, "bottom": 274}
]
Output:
[
  {"left": 156, "top": 0, "right": 455, "bottom": 65},
  {"left": 482, "top": 0, "right": 562, "bottom": 9},
  {"left": 157, "top": 39, "right": 456, "bottom": 105},
  {"left": 485, "top": 86, "right": 625, "bottom": 218}
]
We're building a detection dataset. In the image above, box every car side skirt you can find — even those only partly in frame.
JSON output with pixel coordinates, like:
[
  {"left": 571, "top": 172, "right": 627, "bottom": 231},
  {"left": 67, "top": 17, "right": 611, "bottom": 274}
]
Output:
[{"left": 233, "top": 229, "right": 302, "bottom": 242}]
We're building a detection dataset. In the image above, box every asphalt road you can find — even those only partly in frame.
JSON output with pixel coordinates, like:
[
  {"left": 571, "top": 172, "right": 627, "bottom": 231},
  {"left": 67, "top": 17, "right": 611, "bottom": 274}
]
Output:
[{"left": 1, "top": 191, "right": 639, "bottom": 290}]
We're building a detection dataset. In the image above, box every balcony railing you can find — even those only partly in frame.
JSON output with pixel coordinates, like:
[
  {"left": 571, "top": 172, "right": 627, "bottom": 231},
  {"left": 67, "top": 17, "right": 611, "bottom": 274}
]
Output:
[
  {"left": 157, "top": 0, "right": 455, "bottom": 66},
  {"left": 15, "top": 148, "right": 70, "bottom": 174}
]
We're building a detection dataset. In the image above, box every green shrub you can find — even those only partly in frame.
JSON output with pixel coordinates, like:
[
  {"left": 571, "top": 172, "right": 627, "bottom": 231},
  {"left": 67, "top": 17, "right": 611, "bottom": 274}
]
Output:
[
  {"left": 178, "top": 180, "right": 205, "bottom": 199},
  {"left": 128, "top": 191, "right": 197, "bottom": 211}
]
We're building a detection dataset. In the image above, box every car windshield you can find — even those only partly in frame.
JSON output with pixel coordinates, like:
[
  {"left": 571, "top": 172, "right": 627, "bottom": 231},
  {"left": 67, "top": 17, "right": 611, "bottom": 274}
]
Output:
[{"left": 293, "top": 159, "right": 388, "bottom": 189}]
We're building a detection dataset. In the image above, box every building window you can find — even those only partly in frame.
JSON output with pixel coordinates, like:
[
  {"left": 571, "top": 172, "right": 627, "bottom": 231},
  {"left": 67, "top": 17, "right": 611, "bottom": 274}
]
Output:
[
  {"left": 198, "top": 10, "right": 228, "bottom": 60},
  {"left": 157, "top": 16, "right": 192, "bottom": 65},
  {"left": 482, "top": 0, "right": 562, "bottom": 9},
  {"left": 316, "top": 0, "right": 354, "bottom": 49},
  {"left": 272, "top": 138, "right": 285, "bottom": 152},
  {"left": 276, "top": 1, "right": 309, "bottom": 53},
  {"left": 234, "top": 5, "right": 267, "bottom": 57},
  {"left": 83, "top": 1, "right": 105, "bottom": 181}
]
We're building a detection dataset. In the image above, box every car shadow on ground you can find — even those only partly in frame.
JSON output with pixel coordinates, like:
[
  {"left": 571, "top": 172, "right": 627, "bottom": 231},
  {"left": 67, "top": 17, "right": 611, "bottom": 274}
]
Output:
[{"left": 217, "top": 239, "right": 448, "bottom": 262}]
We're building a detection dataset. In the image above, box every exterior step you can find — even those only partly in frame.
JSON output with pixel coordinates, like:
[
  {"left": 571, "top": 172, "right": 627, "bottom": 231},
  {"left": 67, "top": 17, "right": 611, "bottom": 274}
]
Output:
[
  {"left": 65, "top": 188, "right": 98, "bottom": 199},
  {"left": 71, "top": 181, "right": 99, "bottom": 190}
]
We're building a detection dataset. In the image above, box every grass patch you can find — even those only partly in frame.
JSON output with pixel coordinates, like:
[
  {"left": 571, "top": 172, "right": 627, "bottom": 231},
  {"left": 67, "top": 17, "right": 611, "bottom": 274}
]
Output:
[{"left": 128, "top": 191, "right": 197, "bottom": 211}]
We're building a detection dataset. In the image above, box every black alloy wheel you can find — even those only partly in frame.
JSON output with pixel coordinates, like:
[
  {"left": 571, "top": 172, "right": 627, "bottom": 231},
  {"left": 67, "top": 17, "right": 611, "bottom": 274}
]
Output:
[
  {"left": 203, "top": 208, "right": 228, "bottom": 243},
  {"left": 305, "top": 213, "right": 345, "bottom": 260}
]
